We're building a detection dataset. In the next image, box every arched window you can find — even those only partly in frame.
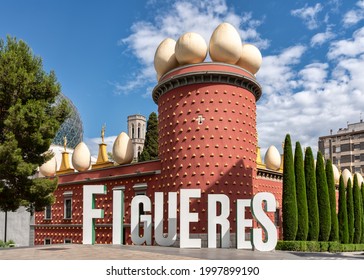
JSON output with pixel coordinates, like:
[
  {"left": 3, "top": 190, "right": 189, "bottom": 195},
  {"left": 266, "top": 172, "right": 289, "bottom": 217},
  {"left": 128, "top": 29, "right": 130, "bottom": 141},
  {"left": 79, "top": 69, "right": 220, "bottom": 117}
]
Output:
[
  {"left": 138, "top": 123, "right": 141, "bottom": 138},
  {"left": 131, "top": 124, "right": 135, "bottom": 139},
  {"left": 138, "top": 146, "right": 142, "bottom": 158}
]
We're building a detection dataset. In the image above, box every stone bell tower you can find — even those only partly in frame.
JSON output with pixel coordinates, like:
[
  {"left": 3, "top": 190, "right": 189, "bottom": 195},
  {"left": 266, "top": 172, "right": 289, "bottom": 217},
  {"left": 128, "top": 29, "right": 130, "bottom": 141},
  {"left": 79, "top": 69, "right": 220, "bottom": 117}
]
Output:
[{"left": 127, "top": 114, "right": 146, "bottom": 161}]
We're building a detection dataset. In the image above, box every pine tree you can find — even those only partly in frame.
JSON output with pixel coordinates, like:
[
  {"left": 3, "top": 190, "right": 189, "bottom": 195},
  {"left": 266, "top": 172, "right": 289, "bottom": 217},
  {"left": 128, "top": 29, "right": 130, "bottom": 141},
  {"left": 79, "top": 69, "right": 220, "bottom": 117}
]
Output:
[
  {"left": 353, "top": 174, "right": 362, "bottom": 243},
  {"left": 139, "top": 112, "right": 158, "bottom": 162},
  {"left": 294, "top": 142, "right": 308, "bottom": 240},
  {"left": 282, "top": 134, "right": 298, "bottom": 240},
  {"left": 326, "top": 159, "right": 339, "bottom": 241},
  {"left": 0, "top": 36, "right": 69, "bottom": 213},
  {"left": 316, "top": 151, "right": 331, "bottom": 241},
  {"left": 304, "top": 147, "right": 319, "bottom": 241},
  {"left": 338, "top": 175, "right": 349, "bottom": 244},
  {"left": 347, "top": 178, "right": 354, "bottom": 243}
]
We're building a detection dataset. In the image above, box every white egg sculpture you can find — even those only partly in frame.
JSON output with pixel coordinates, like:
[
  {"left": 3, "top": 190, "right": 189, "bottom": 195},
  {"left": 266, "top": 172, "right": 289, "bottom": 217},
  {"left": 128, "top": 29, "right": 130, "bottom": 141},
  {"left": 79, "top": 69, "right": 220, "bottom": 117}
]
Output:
[
  {"left": 72, "top": 142, "right": 91, "bottom": 172},
  {"left": 154, "top": 38, "right": 179, "bottom": 79},
  {"left": 236, "top": 44, "right": 262, "bottom": 74},
  {"left": 113, "top": 132, "right": 134, "bottom": 165},
  {"left": 39, "top": 155, "right": 57, "bottom": 177},
  {"left": 332, "top": 164, "right": 340, "bottom": 184},
  {"left": 355, "top": 172, "right": 363, "bottom": 187},
  {"left": 264, "top": 145, "right": 281, "bottom": 171},
  {"left": 342, "top": 169, "right": 352, "bottom": 187},
  {"left": 175, "top": 32, "right": 207, "bottom": 65},
  {"left": 209, "top": 22, "right": 242, "bottom": 64}
]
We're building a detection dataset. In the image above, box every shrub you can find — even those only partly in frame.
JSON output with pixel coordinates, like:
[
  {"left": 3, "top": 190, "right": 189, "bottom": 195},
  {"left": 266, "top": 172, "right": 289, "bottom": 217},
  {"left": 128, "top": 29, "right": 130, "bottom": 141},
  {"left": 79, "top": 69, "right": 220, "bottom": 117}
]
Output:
[
  {"left": 353, "top": 174, "right": 362, "bottom": 243},
  {"left": 304, "top": 147, "right": 319, "bottom": 241},
  {"left": 319, "top": 242, "right": 329, "bottom": 252},
  {"left": 306, "top": 241, "right": 320, "bottom": 252},
  {"left": 347, "top": 179, "right": 354, "bottom": 243},
  {"left": 294, "top": 142, "right": 308, "bottom": 241},
  {"left": 338, "top": 175, "right": 349, "bottom": 244},
  {"left": 316, "top": 151, "right": 331, "bottom": 241},
  {"left": 0, "top": 239, "right": 15, "bottom": 248},
  {"left": 282, "top": 134, "right": 298, "bottom": 240},
  {"left": 328, "top": 242, "right": 341, "bottom": 253},
  {"left": 326, "top": 159, "right": 339, "bottom": 241},
  {"left": 276, "top": 241, "right": 364, "bottom": 252}
]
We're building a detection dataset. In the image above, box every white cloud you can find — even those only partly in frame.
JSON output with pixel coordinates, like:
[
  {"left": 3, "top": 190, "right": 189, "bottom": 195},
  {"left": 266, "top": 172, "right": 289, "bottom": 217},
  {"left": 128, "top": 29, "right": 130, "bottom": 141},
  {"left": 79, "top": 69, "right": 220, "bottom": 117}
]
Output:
[
  {"left": 117, "top": 0, "right": 268, "bottom": 95},
  {"left": 257, "top": 26, "right": 364, "bottom": 155},
  {"left": 327, "top": 26, "right": 364, "bottom": 59},
  {"left": 257, "top": 45, "right": 306, "bottom": 96},
  {"left": 311, "top": 27, "right": 335, "bottom": 46},
  {"left": 291, "top": 3, "right": 323, "bottom": 30},
  {"left": 298, "top": 63, "right": 328, "bottom": 91},
  {"left": 343, "top": 0, "right": 364, "bottom": 27}
]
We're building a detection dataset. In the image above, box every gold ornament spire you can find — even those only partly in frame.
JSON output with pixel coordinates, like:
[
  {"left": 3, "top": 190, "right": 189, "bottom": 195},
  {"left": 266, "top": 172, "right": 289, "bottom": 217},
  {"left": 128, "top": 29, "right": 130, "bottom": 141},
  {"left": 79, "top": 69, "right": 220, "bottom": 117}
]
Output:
[
  {"left": 92, "top": 123, "right": 113, "bottom": 169},
  {"left": 101, "top": 123, "right": 106, "bottom": 144},
  {"left": 57, "top": 136, "right": 74, "bottom": 174},
  {"left": 63, "top": 136, "right": 67, "bottom": 151}
]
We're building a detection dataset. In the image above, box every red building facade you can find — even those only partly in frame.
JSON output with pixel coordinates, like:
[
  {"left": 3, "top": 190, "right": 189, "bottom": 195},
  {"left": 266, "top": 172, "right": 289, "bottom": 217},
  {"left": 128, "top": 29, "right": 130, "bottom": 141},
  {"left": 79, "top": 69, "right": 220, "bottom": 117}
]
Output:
[{"left": 34, "top": 63, "right": 283, "bottom": 246}]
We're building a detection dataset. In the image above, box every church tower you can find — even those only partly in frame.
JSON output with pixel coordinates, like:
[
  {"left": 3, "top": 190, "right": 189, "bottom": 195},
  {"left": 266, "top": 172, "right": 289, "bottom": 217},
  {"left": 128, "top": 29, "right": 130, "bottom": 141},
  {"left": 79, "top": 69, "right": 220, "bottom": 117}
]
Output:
[{"left": 127, "top": 114, "right": 146, "bottom": 161}]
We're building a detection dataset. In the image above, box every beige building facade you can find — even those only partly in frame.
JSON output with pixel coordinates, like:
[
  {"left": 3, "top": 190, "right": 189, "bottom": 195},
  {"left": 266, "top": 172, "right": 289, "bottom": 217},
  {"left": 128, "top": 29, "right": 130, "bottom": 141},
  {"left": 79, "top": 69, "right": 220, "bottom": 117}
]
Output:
[{"left": 318, "top": 121, "right": 364, "bottom": 174}]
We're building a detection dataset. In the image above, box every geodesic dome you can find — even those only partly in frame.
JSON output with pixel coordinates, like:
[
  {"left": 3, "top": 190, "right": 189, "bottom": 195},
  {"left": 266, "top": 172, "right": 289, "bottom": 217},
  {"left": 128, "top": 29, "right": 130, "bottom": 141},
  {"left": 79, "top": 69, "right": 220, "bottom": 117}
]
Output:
[{"left": 52, "top": 93, "right": 83, "bottom": 149}]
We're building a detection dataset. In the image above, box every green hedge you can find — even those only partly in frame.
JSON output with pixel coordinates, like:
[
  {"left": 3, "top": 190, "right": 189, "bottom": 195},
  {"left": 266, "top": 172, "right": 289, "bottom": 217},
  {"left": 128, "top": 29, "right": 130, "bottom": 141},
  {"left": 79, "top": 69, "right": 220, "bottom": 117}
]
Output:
[
  {"left": 276, "top": 240, "right": 364, "bottom": 252},
  {"left": 0, "top": 240, "right": 15, "bottom": 248}
]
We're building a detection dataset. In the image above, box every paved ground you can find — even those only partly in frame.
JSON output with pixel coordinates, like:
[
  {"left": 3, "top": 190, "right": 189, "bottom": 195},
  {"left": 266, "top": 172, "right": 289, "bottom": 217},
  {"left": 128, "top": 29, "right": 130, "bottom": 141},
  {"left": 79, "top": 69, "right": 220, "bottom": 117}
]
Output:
[{"left": 1, "top": 244, "right": 364, "bottom": 260}]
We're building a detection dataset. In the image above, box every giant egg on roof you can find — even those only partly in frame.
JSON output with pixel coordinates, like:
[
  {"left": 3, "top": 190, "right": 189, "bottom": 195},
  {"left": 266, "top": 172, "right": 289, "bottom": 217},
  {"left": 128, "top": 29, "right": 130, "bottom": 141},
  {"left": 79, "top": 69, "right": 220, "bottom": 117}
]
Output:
[
  {"left": 264, "top": 145, "right": 281, "bottom": 171},
  {"left": 175, "top": 32, "right": 207, "bottom": 65},
  {"left": 342, "top": 169, "right": 352, "bottom": 187},
  {"left": 236, "top": 44, "right": 262, "bottom": 74},
  {"left": 39, "top": 155, "right": 57, "bottom": 177},
  {"left": 72, "top": 142, "right": 91, "bottom": 172},
  {"left": 154, "top": 38, "right": 179, "bottom": 79},
  {"left": 332, "top": 164, "right": 340, "bottom": 184},
  {"left": 209, "top": 22, "right": 242, "bottom": 64},
  {"left": 355, "top": 172, "right": 363, "bottom": 187},
  {"left": 113, "top": 132, "right": 134, "bottom": 165}
]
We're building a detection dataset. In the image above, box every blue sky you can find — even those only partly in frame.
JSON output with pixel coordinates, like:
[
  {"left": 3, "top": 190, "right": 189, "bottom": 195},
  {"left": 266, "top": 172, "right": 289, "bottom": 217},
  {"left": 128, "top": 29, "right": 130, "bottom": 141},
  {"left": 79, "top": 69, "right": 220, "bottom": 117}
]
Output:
[{"left": 1, "top": 0, "right": 364, "bottom": 157}]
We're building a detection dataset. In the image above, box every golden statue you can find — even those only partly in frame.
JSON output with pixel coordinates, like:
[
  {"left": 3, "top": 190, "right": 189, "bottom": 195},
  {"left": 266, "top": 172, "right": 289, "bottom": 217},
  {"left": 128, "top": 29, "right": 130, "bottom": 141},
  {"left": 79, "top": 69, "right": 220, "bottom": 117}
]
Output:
[
  {"left": 63, "top": 136, "right": 67, "bottom": 151},
  {"left": 101, "top": 124, "right": 106, "bottom": 144}
]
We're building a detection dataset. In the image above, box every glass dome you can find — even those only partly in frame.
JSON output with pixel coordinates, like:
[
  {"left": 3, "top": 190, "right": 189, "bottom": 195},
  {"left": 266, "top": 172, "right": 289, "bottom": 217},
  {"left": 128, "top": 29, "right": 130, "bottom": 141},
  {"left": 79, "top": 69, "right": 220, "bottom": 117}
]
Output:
[{"left": 52, "top": 93, "right": 83, "bottom": 149}]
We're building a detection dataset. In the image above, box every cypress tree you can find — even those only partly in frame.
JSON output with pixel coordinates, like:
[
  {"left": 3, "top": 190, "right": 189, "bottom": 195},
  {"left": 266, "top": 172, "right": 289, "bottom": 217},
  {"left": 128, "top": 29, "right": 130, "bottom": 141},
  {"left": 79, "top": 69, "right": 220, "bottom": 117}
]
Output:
[
  {"left": 282, "top": 134, "right": 298, "bottom": 240},
  {"left": 326, "top": 159, "right": 339, "bottom": 241},
  {"left": 294, "top": 142, "right": 308, "bottom": 240},
  {"left": 353, "top": 174, "right": 362, "bottom": 243},
  {"left": 316, "top": 151, "right": 331, "bottom": 241},
  {"left": 338, "top": 175, "right": 349, "bottom": 244},
  {"left": 347, "top": 178, "right": 354, "bottom": 243},
  {"left": 139, "top": 112, "right": 158, "bottom": 162},
  {"left": 304, "top": 147, "right": 319, "bottom": 241},
  {"left": 361, "top": 183, "right": 364, "bottom": 244}
]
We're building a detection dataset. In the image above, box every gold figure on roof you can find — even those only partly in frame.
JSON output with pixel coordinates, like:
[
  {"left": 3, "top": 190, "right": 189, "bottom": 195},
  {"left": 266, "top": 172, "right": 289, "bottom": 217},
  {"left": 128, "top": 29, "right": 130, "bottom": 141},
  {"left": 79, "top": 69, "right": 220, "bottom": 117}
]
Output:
[
  {"left": 101, "top": 124, "right": 106, "bottom": 144},
  {"left": 63, "top": 136, "right": 67, "bottom": 151}
]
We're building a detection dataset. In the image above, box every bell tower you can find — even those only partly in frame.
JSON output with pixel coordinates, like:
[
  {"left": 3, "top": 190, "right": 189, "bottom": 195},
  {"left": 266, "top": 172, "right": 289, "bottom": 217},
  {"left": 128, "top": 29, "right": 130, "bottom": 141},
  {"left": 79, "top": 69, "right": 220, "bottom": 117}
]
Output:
[{"left": 127, "top": 114, "right": 146, "bottom": 161}]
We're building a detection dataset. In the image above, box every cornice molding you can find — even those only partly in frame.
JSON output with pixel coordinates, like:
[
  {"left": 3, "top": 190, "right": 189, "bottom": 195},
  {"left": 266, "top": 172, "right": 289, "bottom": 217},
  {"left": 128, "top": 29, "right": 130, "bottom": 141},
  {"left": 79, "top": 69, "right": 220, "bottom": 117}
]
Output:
[{"left": 153, "top": 70, "right": 262, "bottom": 104}]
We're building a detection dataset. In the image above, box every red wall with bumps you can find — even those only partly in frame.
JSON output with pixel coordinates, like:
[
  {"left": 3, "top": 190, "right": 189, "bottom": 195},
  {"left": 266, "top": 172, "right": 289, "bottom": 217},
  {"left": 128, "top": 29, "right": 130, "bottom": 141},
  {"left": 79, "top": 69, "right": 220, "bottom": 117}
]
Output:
[{"left": 35, "top": 64, "right": 283, "bottom": 246}]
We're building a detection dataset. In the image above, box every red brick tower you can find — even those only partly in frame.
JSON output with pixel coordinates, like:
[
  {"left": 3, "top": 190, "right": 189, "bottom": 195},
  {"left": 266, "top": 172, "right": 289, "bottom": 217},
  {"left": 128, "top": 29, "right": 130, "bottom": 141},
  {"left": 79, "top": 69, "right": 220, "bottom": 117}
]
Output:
[{"left": 153, "top": 63, "right": 262, "bottom": 237}]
